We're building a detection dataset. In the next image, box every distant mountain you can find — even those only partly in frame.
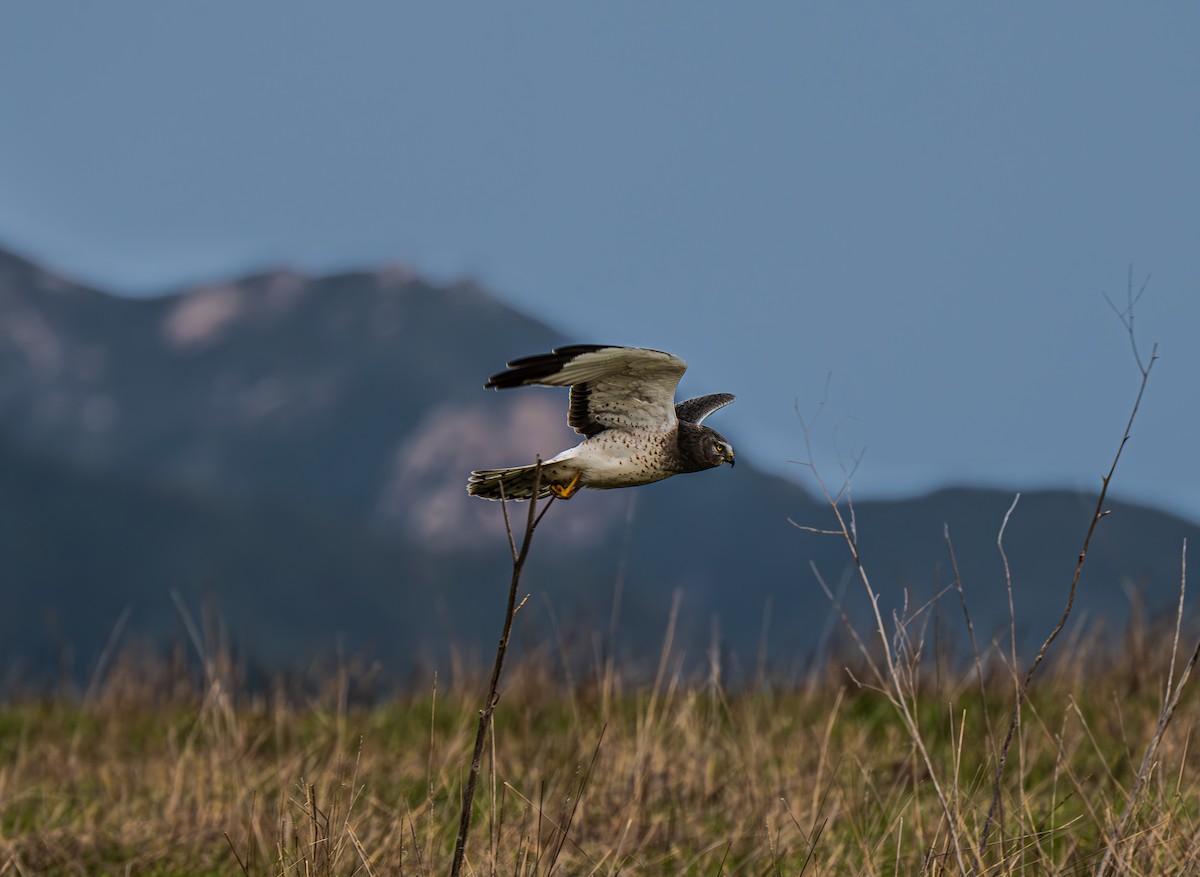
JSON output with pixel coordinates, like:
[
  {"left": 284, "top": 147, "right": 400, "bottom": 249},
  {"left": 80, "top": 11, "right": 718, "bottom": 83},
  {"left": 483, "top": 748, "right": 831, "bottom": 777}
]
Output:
[{"left": 1, "top": 246, "right": 1195, "bottom": 685}]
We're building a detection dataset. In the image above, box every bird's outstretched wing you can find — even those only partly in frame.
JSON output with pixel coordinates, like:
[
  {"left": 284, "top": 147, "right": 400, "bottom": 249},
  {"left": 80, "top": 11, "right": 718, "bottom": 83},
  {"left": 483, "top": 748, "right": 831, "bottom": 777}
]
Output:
[
  {"left": 674, "top": 393, "right": 735, "bottom": 425},
  {"left": 486, "top": 345, "right": 688, "bottom": 437}
]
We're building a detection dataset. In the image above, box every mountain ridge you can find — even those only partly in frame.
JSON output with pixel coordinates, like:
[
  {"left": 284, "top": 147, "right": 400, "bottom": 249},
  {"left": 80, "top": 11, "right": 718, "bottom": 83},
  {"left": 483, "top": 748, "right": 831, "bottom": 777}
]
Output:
[{"left": 0, "top": 243, "right": 1194, "bottom": 684}]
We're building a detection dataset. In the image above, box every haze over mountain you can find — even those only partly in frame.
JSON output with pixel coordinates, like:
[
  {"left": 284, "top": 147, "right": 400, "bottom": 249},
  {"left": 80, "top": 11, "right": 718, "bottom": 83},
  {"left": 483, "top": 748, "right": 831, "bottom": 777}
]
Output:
[{"left": 1, "top": 246, "right": 1194, "bottom": 686}]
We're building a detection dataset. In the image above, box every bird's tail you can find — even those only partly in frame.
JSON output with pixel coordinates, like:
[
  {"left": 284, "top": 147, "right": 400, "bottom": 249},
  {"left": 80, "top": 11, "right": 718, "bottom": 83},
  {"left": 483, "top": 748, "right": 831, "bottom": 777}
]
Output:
[{"left": 467, "top": 462, "right": 564, "bottom": 501}]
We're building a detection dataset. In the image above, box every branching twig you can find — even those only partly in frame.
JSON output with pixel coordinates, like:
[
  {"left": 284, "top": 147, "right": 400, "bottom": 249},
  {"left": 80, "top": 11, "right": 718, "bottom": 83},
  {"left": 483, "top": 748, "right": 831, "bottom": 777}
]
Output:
[
  {"left": 1103, "top": 266, "right": 1153, "bottom": 375},
  {"left": 792, "top": 392, "right": 972, "bottom": 874},
  {"left": 979, "top": 274, "right": 1159, "bottom": 854},
  {"left": 450, "top": 462, "right": 554, "bottom": 877}
]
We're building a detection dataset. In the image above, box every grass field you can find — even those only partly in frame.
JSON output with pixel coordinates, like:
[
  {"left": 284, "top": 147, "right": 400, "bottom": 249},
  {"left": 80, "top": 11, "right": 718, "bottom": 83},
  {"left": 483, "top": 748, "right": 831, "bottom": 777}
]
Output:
[{"left": 2, "top": 599, "right": 1198, "bottom": 876}]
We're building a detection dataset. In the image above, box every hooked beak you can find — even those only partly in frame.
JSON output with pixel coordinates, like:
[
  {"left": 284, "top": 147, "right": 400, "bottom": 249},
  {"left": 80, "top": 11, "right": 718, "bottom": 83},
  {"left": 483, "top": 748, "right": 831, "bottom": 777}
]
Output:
[{"left": 726, "top": 446, "right": 735, "bottom": 467}]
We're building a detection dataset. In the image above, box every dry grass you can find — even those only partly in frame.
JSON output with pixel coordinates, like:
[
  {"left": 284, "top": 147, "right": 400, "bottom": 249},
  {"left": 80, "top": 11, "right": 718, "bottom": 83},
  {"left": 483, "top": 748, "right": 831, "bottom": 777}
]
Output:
[{"left": 1, "top": 612, "right": 1199, "bottom": 877}]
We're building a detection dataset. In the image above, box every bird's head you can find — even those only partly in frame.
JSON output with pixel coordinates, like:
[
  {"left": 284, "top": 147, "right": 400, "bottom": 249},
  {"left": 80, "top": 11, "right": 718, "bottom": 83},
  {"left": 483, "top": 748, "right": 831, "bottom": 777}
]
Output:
[
  {"left": 706, "top": 428, "right": 736, "bottom": 468},
  {"left": 678, "top": 423, "right": 734, "bottom": 471}
]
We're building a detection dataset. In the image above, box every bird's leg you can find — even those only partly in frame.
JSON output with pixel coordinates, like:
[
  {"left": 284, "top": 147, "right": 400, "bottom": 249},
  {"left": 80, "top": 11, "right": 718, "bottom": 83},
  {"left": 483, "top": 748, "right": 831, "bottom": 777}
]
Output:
[{"left": 548, "top": 471, "right": 583, "bottom": 500}]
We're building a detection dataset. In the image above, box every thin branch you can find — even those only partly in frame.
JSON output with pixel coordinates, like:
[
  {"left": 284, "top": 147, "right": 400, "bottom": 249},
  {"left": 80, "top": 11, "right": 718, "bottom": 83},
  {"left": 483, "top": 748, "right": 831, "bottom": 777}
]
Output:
[
  {"left": 1102, "top": 267, "right": 1153, "bottom": 375},
  {"left": 794, "top": 395, "right": 972, "bottom": 873},
  {"left": 809, "top": 560, "right": 886, "bottom": 691},
  {"left": 979, "top": 300, "right": 1159, "bottom": 853},
  {"left": 943, "top": 523, "right": 996, "bottom": 759},
  {"left": 998, "top": 494, "right": 1021, "bottom": 689},
  {"left": 450, "top": 462, "right": 554, "bottom": 877},
  {"left": 499, "top": 479, "right": 518, "bottom": 563}
]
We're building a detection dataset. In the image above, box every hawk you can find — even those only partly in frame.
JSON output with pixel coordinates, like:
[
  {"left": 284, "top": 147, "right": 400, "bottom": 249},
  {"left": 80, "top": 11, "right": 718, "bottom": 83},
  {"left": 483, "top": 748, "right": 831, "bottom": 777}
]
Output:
[{"left": 467, "top": 345, "right": 735, "bottom": 501}]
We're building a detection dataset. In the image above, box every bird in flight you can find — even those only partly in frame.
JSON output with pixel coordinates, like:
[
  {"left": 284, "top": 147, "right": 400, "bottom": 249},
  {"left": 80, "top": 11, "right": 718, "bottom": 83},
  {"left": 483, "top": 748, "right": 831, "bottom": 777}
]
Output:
[{"left": 467, "top": 345, "right": 735, "bottom": 501}]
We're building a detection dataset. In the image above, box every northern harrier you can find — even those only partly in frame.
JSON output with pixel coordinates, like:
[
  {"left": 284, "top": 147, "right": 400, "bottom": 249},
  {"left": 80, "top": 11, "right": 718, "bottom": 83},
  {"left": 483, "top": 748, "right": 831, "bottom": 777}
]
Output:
[{"left": 467, "top": 345, "right": 735, "bottom": 501}]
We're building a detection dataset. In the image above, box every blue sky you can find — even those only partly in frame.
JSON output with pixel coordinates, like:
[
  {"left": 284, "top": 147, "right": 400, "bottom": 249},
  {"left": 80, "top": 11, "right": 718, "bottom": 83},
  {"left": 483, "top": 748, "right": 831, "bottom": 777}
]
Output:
[{"left": 2, "top": 4, "right": 1198, "bottom": 519}]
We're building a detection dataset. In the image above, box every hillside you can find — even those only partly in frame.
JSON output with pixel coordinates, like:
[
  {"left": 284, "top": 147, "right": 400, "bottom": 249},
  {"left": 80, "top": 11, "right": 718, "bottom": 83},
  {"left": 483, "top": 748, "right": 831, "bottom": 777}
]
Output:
[{"left": 0, "top": 246, "right": 1195, "bottom": 683}]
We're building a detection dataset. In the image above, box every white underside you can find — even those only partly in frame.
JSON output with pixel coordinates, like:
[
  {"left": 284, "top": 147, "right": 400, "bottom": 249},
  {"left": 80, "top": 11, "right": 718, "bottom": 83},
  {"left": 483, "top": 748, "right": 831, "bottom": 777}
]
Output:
[{"left": 546, "top": 434, "right": 672, "bottom": 489}]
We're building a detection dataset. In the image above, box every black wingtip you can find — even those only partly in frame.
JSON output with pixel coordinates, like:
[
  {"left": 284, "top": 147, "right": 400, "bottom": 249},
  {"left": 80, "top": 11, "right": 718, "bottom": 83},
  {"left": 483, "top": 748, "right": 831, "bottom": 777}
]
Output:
[{"left": 484, "top": 344, "right": 614, "bottom": 390}]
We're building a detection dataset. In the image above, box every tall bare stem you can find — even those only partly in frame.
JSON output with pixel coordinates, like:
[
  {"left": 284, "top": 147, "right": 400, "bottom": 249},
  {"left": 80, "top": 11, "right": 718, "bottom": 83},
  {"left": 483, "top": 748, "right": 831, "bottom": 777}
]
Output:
[{"left": 450, "top": 463, "right": 554, "bottom": 877}]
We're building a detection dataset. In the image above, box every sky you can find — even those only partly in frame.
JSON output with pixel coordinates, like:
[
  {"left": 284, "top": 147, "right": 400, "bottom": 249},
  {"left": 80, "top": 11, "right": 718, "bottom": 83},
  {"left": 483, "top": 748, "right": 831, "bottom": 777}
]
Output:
[{"left": 2, "top": 3, "right": 1198, "bottom": 520}]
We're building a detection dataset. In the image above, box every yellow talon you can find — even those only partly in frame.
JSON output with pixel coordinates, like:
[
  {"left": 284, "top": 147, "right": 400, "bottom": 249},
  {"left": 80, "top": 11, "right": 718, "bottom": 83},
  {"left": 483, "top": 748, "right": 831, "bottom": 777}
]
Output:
[{"left": 548, "top": 471, "right": 583, "bottom": 499}]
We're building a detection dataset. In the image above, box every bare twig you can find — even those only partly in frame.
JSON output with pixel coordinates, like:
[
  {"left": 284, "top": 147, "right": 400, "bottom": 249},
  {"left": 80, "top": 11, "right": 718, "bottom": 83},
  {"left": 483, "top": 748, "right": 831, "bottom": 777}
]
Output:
[
  {"left": 986, "top": 493, "right": 1022, "bottom": 849},
  {"left": 793, "top": 395, "right": 972, "bottom": 873},
  {"left": 979, "top": 276, "right": 1159, "bottom": 854},
  {"left": 1102, "top": 266, "right": 1153, "bottom": 375},
  {"left": 944, "top": 524, "right": 996, "bottom": 761},
  {"left": 808, "top": 560, "right": 886, "bottom": 691},
  {"left": 450, "top": 462, "right": 554, "bottom": 877}
]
